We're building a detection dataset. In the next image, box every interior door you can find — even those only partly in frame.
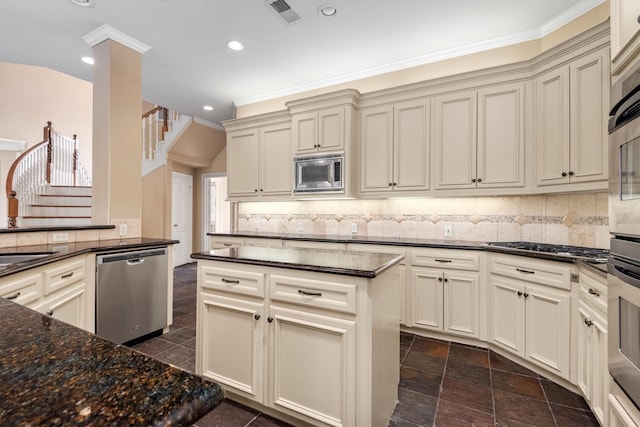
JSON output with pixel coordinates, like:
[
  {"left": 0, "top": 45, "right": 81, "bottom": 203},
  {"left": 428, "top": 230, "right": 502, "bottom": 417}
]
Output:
[{"left": 172, "top": 172, "right": 193, "bottom": 266}]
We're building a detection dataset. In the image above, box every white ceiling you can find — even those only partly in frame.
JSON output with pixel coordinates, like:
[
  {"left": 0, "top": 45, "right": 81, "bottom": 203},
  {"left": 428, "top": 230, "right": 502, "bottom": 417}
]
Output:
[{"left": 0, "top": 0, "right": 605, "bottom": 126}]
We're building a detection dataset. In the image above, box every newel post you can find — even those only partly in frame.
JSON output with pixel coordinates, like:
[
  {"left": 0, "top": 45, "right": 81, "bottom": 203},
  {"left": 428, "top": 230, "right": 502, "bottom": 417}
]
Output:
[
  {"left": 73, "top": 134, "right": 78, "bottom": 186},
  {"left": 45, "top": 121, "right": 53, "bottom": 184},
  {"left": 7, "top": 191, "right": 18, "bottom": 228}
]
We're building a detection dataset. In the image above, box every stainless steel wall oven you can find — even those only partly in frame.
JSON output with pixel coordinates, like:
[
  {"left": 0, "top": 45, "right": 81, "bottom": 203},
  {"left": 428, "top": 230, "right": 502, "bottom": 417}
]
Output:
[{"left": 608, "top": 58, "right": 640, "bottom": 411}]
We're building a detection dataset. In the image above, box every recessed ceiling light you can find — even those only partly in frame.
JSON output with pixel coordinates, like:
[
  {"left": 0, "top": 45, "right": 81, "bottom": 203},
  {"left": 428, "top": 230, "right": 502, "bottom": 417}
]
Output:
[
  {"left": 70, "top": 0, "right": 95, "bottom": 7},
  {"left": 318, "top": 4, "right": 337, "bottom": 17},
  {"left": 81, "top": 56, "right": 94, "bottom": 65},
  {"left": 227, "top": 40, "right": 244, "bottom": 51},
  {"left": 203, "top": 105, "right": 214, "bottom": 111}
]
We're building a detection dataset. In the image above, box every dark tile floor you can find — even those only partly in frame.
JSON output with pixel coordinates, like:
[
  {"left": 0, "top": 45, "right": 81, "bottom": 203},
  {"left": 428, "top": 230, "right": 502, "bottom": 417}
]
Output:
[{"left": 130, "top": 263, "right": 599, "bottom": 427}]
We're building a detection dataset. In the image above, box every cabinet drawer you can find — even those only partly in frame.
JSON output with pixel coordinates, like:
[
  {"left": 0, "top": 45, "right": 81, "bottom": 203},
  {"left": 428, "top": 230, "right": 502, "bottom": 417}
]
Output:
[
  {"left": 0, "top": 271, "right": 42, "bottom": 306},
  {"left": 411, "top": 249, "right": 480, "bottom": 271},
  {"left": 211, "top": 237, "right": 245, "bottom": 249},
  {"left": 200, "top": 265, "right": 265, "bottom": 298},
  {"left": 580, "top": 270, "right": 607, "bottom": 316},
  {"left": 269, "top": 274, "right": 356, "bottom": 314},
  {"left": 489, "top": 255, "right": 572, "bottom": 290},
  {"left": 44, "top": 257, "right": 86, "bottom": 296}
]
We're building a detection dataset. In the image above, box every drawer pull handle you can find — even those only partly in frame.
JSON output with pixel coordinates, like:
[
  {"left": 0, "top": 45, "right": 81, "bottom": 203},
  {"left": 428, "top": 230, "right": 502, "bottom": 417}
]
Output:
[
  {"left": 46, "top": 310, "right": 53, "bottom": 316},
  {"left": 223, "top": 243, "right": 233, "bottom": 247},
  {"left": 298, "top": 289, "right": 322, "bottom": 297},
  {"left": 516, "top": 268, "right": 535, "bottom": 274},
  {"left": 588, "top": 288, "right": 600, "bottom": 297},
  {"left": 435, "top": 259, "right": 452, "bottom": 263},
  {"left": 6, "top": 291, "right": 20, "bottom": 300},
  {"left": 584, "top": 318, "right": 594, "bottom": 327},
  {"left": 222, "top": 278, "right": 240, "bottom": 284},
  {"left": 61, "top": 272, "right": 74, "bottom": 279},
  {"left": 254, "top": 314, "right": 261, "bottom": 321}
]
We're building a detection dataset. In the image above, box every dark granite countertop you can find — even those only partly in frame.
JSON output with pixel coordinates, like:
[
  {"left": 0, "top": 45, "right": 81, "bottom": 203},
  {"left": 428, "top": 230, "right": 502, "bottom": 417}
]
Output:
[
  {"left": 208, "top": 232, "right": 609, "bottom": 266},
  {"left": 0, "top": 297, "right": 224, "bottom": 425},
  {"left": 0, "top": 224, "right": 115, "bottom": 233},
  {"left": 192, "top": 246, "right": 405, "bottom": 278},
  {"left": 0, "top": 237, "right": 178, "bottom": 278}
]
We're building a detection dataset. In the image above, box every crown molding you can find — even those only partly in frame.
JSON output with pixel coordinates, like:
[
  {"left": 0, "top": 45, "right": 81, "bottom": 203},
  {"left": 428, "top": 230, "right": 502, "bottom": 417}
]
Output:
[{"left": 82, "top": 24, "right": 151, "bottom": 54}]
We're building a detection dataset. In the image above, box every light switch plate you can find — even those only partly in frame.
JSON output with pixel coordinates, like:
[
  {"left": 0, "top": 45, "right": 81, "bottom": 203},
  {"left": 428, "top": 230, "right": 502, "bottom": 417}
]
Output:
[
  {"left": 351, "top": 223, "right": 357, "bottom": 233},
  {"left": 444, "top": 225, "right": 453, "bottom": 237},
  {"left": 51, "top": 232, "right": 68, "bottom": 242},
  {"left": 119, "top": 224, "right": 127, "bottom": 237},
  {"left": 297, "top": 222, "right": 304, "bottom": 233}
]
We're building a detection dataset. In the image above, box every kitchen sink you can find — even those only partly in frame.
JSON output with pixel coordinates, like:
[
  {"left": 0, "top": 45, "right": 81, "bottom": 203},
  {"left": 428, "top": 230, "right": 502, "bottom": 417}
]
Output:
[{"left": 0, "top": 253, "right": 53, "bottom": 267}]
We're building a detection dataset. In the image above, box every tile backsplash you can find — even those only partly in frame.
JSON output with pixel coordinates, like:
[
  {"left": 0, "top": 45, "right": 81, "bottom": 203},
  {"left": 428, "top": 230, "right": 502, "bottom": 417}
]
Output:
[{"left": 237, "top": 192, "right": 610, "bottom": 249}]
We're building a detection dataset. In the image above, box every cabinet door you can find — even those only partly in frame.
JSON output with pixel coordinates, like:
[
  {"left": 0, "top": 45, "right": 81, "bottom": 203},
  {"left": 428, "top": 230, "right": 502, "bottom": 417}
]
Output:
[
  {"left": 578, "top": 302, "right": 608, "bottom": 426},
  {"left": 412, "top": 267, "right": 444, "bottom": 331},
  {"left": 433, "top": 91, "right": 477, "bottom": 190},
  {"left": 292, "top": 112, "right": 318, "bottom": 154},
  {"left": 577, "top": 302, "right": 593, "bottom": 400},
  {"left": 569, "top": 49, "right": 609, "bottom": 184},
  {"left": 535, "top": 67, "right": 571, "bottom": 186},
  {"left": 611, "top": 0, "right": 640, "bottom": 74},
  {"left": 36, "top": 284, "right": 86, "bottom": 329},
  {"left": 490, "top": 275, "right": 525, "bottom": 358},
  {"left": 360, "top": 106, "right": 394, "bottom": 193},
  {"left": 197, "top": 293, "right": 265, "bottom": 403},
  {"left": 318, "top": 107, "right": 345, "bottom": 152},
  {"left": 227, "top": 130, "right": 260, "bottom": 197},
  {"left": 525, "top": 282, "right": 571, "bottom": 380},
  {"left": 443, "top": 271, "right": 480, "bottom": 338},
  {"left": 394, "top": 100, "right": 430, "bottom": 191},
  {"left": 269, "top": 306, "right": 356, "bottom": 427},
  {"left": 477, "top": 83, "right": 525, "bottom": 188},
  {"left": 260, "top": 123, "right": 292, "bottom": 197}
]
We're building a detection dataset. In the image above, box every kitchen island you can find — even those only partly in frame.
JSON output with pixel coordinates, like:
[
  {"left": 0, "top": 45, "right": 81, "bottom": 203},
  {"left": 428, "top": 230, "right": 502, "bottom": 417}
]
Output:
[
  {"left": 0, "top": 295, "right": 224, "bottom": 425},
  {"left": 191, "top": 246, "right": 405, "bottom": 427}
]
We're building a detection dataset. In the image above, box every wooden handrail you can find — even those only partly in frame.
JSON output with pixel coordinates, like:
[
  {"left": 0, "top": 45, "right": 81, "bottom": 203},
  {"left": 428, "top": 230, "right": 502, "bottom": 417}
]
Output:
[
  {"left": 5, "top": 123, "right": 51, "bottom": 199},
  {"left": 142, "top": 106, "right": 169, "bottom": 140}
]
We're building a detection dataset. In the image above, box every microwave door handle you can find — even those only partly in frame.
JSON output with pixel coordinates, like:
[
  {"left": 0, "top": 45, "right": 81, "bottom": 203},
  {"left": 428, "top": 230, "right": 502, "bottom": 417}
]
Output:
[
  {"left": 610, "top": 88, "right": 640, "bottom": 131},
  {"left": 610, "top": 258, "right": 640, "bottom": 289}
]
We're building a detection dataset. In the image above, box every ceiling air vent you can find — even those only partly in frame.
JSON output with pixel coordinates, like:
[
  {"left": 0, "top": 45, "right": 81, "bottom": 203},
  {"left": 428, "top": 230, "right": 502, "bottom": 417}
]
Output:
[{"left": 265, "top": 0, "right": 301, "bottom": 24}]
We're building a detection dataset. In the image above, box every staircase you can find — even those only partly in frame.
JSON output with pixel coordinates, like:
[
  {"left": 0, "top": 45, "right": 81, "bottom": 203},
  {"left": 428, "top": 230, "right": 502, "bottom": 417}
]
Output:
[
  {"left": 7, "top": 109, "right": 186, "bottom": 228},
  {"left": 20, "top": 185, "right": 92, "bottom": 227}
]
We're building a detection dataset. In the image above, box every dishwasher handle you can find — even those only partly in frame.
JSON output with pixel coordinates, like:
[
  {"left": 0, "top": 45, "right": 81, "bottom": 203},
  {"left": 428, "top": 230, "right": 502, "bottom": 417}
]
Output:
[
  {"left": 97, "top": 248, "right": 167, "bottom": 264},
  {"left": 127, "top": 258, "right": 145, "bottom": 266}
]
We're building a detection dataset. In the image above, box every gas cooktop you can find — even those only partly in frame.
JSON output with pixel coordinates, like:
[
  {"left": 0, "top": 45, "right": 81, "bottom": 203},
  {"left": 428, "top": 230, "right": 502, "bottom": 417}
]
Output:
[{"left": 485, "top": 241, "right": 609, "bottom": 262}]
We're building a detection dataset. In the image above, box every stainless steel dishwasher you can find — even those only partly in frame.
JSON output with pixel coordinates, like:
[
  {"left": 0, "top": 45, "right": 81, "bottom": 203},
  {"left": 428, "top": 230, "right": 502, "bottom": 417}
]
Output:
[{"left": 96, "top": 247, "right": 168, "bottom": 344}]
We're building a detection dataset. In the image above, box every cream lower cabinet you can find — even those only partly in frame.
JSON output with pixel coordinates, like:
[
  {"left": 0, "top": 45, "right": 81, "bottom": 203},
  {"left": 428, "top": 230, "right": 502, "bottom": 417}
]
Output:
[
  {"left": 1, "top": 254, "right": 92, "bottom": 332},
  {"left": 410, "top": 249, "right": 484, "bottom": 340},
  {"left": 576, "top": 268, "right": 608, "bottom": 426},
  {"left": 196, "top": 260, "right": 400, "bottom": 427},
  {"left": 489, "top": 255, "right": 572, "bottom": 380}
]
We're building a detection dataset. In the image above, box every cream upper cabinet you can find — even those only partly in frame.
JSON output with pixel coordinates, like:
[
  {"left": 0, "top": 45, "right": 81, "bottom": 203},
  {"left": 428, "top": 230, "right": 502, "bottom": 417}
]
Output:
[
  {"left": 433, "top": 83, "right": 525, "bottom": 191},
  {"left": 360, "top": 99, "right": 430, "bottom": 195},
  {"left": 292, "top": 107, "right": 345, "bottom": 154},
  {"left": 226, "top": 115, "right": 292, "bottom": 200},
  {"left": 611, "top": 0, "right": 640, "bottom": 76},
  {"left": 535, "top": 48, "right": 609, "bottom": 189}
]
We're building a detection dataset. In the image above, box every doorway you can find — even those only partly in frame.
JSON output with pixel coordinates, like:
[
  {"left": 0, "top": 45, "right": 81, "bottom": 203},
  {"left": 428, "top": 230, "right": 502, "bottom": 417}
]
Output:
[
  {"left": 172, "top": 172, "right": 193, "bottom": 266},
  {"left": 202, "top": 174, "right": 231, "bottom": 251}
]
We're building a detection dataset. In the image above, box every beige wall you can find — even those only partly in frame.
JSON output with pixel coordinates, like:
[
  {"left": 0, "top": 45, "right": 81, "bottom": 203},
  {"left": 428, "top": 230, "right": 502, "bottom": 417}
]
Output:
[
  {"left": 0, "top": 62, "right": 93, "bottom": 175},
  {"left": 168, "top": 121, "right": 225, "bottom": 166},
  {"left": 141, "top": 166, "right": 168, "bottom": 238},
  {"left": 235, "top": 2, "right": 609, "bottom": 118}
]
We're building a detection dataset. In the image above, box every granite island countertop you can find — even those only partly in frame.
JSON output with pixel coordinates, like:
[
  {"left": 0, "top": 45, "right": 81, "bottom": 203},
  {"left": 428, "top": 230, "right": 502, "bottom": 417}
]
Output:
[
  {"left": 0, "top": 296, "right": 224, "bottom": 425},
  {"left": 192, "top": 246, "right": 405, "bottom": 278}
]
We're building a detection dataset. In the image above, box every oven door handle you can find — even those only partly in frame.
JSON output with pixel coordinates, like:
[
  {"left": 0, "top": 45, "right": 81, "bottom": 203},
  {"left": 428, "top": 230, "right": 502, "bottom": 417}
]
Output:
[
  {"left": 610, "top": 258, "right": 640, "bottom": 290},
  {"left": 609, "top": 86, "right": 640, "bottom": 132}
]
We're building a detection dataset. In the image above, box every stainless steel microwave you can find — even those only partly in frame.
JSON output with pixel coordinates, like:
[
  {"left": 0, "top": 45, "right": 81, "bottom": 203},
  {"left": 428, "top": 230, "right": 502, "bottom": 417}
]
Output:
[{"left": 294, "top": 153, "right": 343, "bottom": 193}]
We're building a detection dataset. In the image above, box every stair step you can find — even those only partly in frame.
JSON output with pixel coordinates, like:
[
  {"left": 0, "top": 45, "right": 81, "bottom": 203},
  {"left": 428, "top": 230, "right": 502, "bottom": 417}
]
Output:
[
  {"left": 27, "top": 205, "right": 91, "bottom": 217},
  {"left": 43, "top": 186, "right": 92, "bottom": 197},
  {"left": 36, "top": 195, "right": 92, "bottom": 207},
  {"left": 20, "top": 217, "right": 92, "bottom": 227}
]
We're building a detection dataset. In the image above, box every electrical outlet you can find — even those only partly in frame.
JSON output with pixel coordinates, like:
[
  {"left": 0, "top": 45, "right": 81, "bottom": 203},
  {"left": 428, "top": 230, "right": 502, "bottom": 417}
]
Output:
[
  {"left": 119, "top": 224, "right": 127, "bottom": 237},
  {"left": 351, "top": 223, "right": 357, "bottom": 234},
  {"left": 51, "top": 232, "right": 68, "bottom": 242},
  {"left": 297, "top": 222, "right": 304, "bottom": 233},
  {"left": 444, "top": 225, "right": 453, "bottom": 237},
  {"left": 254, "top": 221, "right": 259, "bottom": 231}
]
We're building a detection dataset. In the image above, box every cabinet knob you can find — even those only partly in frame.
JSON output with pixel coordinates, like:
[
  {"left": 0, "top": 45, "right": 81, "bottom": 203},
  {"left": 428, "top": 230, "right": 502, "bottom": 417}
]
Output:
[
  {"left": 46, "top": 310, "right": 53, "bottom": 316},
  {"left": 568, "top": 171, "right": 574, "bottom": 176},
  {"left": 393, "top": 182, "right": 397, "bottom": 186},
  {"left": 471, "top": 178, "right": 476, "bottom": 183},
  {"left": 562, "top": 172, "right": 567, "bottom": 177},
  {"left": 443, "top": 278, "right": 448, "bottom": 283},
  {"left": 517, "top": 291, "right": 523, "bottom": 296},
  {"left": 584, "top": 318, "right": 594, "bottom": 327},
  {"left": 254, "top": 314, "right": 261, "bottom": 321},
  {"left": 477, "top": 178, "right": 482, "bottom": 183},
  {"left": 260, "top": 189, "right": 263, "bottom": 192},
  {"left": 254, "top": 189, "right": 258, "bottom": 192},
  {"left": 637, "top": 14, "right": 640, "bottom": 24},
  {"left": 389, "top": 183, "right": 393, "bottom": 187},
  {"left": 267, "top": 317, "right": 274, "bottom": 323},
  {"left": 523, "top": 293, "right": 529, "bottom": 298},
  {"left": 438, "top": 277, "right": 443, "bottom": 282}
]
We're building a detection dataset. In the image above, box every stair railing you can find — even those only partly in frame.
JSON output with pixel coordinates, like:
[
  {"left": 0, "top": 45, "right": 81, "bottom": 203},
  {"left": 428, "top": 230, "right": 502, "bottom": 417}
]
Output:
[
  {"left": 142, "top": 106, "right": 180, "bottom": 160},
  {"left": 6, "top": 121, "right": 91, "bottom": 227}
]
